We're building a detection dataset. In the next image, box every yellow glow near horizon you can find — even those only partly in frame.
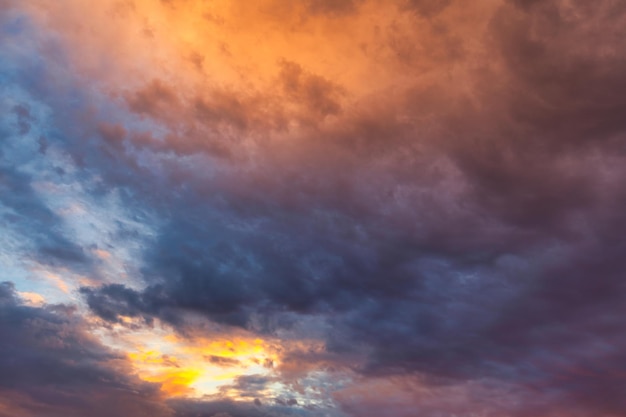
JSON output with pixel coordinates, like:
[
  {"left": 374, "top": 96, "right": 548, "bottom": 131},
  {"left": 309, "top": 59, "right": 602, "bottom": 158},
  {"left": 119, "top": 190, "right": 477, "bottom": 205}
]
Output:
[{"left": 126, "top": 332, "right": 280, "bottom": 398}]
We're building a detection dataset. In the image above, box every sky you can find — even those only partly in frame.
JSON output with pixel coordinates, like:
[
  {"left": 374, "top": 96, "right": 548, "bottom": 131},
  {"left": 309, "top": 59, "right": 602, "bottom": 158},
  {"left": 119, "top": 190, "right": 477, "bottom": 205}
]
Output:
[{"left": 1, "top": 0, "right": 626, "bottom": 416}]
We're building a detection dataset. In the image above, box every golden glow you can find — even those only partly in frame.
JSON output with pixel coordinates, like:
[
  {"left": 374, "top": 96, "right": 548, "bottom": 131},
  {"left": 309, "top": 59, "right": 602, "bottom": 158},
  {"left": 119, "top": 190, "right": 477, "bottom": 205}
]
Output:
[
  {"left": 127, "top": 351, "right": 201, "bottom": 397},
  {"left": 25, "top": 0, "right": 474, "bottom": 111},
  {"left": 125, "top": 332, "right": 281, "bottom": 398}
]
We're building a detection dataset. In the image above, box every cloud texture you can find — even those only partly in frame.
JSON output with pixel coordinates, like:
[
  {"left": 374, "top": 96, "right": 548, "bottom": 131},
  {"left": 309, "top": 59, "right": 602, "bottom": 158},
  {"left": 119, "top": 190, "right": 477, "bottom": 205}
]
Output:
[{"left": 2, "top": 0, "right": 626, "bottom": 416}]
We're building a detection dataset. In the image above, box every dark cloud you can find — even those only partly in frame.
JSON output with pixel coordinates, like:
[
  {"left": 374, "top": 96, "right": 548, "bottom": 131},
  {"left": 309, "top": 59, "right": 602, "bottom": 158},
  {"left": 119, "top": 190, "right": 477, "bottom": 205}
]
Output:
[
  {"left": 219, "top": 375, "right": 273, "bottom": 399},
  {"left": 80, "top": 1, "right": 626, "bottom": 413},
  {"left": 126, "top": 79, "right": 179, "bottom": 117},
  {"left": 80, "top": 283, "right": 156, "bottom": 325},
  {"left": 0, "top": 282, "right": 171, "bottom": 417},
  {"left": 205, "top": 355, "right": 242, "bottom": 367},
  {"left": 0, "top": 164, "right": 90, "bottom": 267},
  {"left": 4, "top": 0, "right": 626, "bottom": 416},
  {"left": 279, "top": 60, "right": 344, "bottom": 119},
  {"left": 171, "top": 398, "right": 314, "bottom": 417},
  {"left": 12, "top": 104, "right": 33, "bottom": 135},
  {"left": 492, "top": 0, "right": 626, "bottom": 147},
  {"left": 98, "top": 122, "right": 127, "bottom": 150}
]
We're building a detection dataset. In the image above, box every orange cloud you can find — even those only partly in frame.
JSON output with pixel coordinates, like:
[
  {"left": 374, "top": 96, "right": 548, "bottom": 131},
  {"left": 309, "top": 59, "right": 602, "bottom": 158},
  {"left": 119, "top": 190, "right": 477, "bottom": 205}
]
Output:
[
  {"left": 41, "top": 271, "right": 70, "bottom": 294},
  {"left": 17, "top": 291, "right": 46, "bottom": 306},
  {"left": 116, "top": 323, "right": 330, "bottom": 400},
  {"left": 92, "top": 248, "right": 112, "bottom": 260},
  {"left": 124, "top": 331, "right": 281, "bottom": 398},
  {"left": 21, "top": 0, "right": 500, "bottom": 158},
  {"left": 128, "top": 351, "right": 200, "bottom": 397}
]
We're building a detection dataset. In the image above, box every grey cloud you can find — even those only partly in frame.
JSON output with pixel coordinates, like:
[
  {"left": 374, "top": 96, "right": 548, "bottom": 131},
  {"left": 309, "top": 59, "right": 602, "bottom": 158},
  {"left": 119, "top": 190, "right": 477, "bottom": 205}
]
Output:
[
  {"left": 171, "top": 398, "right": 323, "bottom": 417},
  {"left": 5, "top": 0, "right": 626, "bottom": 416},
  {"left": 0, "top": 282, "right": 172, "bottom": 417},
  {"left": 0, "top": 164, "right": 90, "bottom": 267}
]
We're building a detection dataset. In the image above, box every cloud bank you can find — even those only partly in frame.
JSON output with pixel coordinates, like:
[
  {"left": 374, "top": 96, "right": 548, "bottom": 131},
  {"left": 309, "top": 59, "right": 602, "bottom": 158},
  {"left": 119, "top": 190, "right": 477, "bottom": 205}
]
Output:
[{"left": 2, "top": 0, "right": 626, "bottom": 416}]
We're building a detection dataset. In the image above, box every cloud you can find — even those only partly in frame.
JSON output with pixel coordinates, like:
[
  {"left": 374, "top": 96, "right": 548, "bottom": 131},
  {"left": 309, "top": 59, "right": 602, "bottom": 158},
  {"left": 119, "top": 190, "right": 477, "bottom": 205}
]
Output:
[
  {"left": 0, "top": 163, "right": 90, "bottom": 267},
  {"left": 304, "top": 0, "right": 358, "bottom": 16},
  {"left": 404, "top": 0, "right": 453, "bottom": 17},
  {"left": 4, "top": 0, "right": 626, "bottom": 416},
  {"left": 0, "top": 281, "right": 172, "bottom": 417},
  {"left": 0, "top": 282, "right": 322, "bottom": 416},
  {"left": 278, "top": 60, "right": 344, "bottom": 121},
  {"left": 171, "top": 398, "right": 319, "bottom": 417},
  {"left": 205, "top": 355, "right": 242, "bottom": 367},
  {"left": 218, "top": 374, "right": 273, "bottom": 399},
  {"left": 126, "top": 79, "right": 180, "bottom": 118}
]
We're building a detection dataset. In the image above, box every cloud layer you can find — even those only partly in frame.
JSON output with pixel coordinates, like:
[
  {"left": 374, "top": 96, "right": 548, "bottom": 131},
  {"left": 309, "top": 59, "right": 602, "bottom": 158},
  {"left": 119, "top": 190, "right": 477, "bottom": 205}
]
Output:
[{"left": 2, "top": 0, "right": 626, "bottom": 416}]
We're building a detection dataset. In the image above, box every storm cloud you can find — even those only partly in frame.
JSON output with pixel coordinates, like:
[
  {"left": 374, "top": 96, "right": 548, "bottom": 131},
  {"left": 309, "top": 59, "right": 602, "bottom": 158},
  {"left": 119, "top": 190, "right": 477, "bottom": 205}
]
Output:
[{"left": 2, "top": 0, "right": 626, "bottom": 416}]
